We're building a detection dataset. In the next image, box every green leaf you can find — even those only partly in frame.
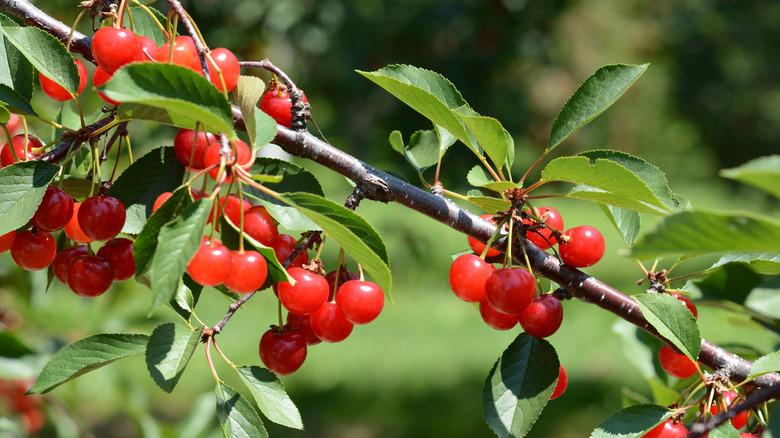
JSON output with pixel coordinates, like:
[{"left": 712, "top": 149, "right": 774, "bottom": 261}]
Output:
[
  {"left": 236, "top": 366, "right": 303, "bottom": 430},
  {"left": 129, "top": 6, "right": 167, "bottom": 46},
  {"left": 149, "top": 198, "right": 212, "bottom": 314},
  {"left": 708, "top": 422, "right": 740, "bottom": 438},
  {"left": 389, "top": 129, "right": 441, "bottom": 173},
  {"left": 482, "top": 333, "right": 559, "bottom": 438},
  {"left": 280, "top": 193, "right": 392, "bottom": 297},
  {"left": 589, "top": 404, "right": 673, "bottom": 438},
  {"left": 631, "top": 211, "right": 780, "bottom": 258},
  {"left": 169, "top": 278, "right": 200, "bottom": 323},
  {"left": 2, "top": 26, "right": 80, "bottom": 94},
  {"left": 0, "top": 84, "right": 35, "bottom": 115},
  {"left": 0, "top": 161, "right": 59, "bottom": 235},
  {"left": 633, "top": 294, "right": 701, "bottom": 361},
  {"left": 598, "top": 205, "right": 641, "bottom": 247},
  {"left": 28, "top": 333, "right": 150, "bottom": 394},
  {"left": 744, "top": 277, "right": 780, "bottom": 320},
  {"left": 0, "top": 14, "right": 34, "bottom": 103},
  {"left": 235, "top": 75, "right": 265, "bottom": 150},
  {"left": 720, "top": 155, "right": 780, "bottom": 199},
  {"left": 454, "top": 107, "right": 509, "bottom": 169},
  {"left": 541, "top": 156, "right": 671, "bottom": 214},
  {"left": 133, "top": 187, "right": 191, "bottom": 276},
  {"left": 747, "top": 350, "right": 780, "bottom": 380},
  {"left": 107, "top": 146, "right": 186, "bottom": 234},
  {"left": 549, "top": 64, "right": 648, "bottom": 150},
  {"left": 102, "top": 63, "right": 234, "bottom": 136},
  {"left": 145, "top": 322, "right": 202, "bottom": 393},
  {"left": 466, "top": 192, "right": 510, "bottom": 215},
  {"left": 708, "top": 253, "right": 780, "bottom": 275},
  {"left": 215, "top": 382, "right": 269, "bottom": 438},
  {"left": 467, "top": 165, "right": 518, "bottom": 192},
  {"left": 612, "top": 320, "right": 656, "bottom": 379}
]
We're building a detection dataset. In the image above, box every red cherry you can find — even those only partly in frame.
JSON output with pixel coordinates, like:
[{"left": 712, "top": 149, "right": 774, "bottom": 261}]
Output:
[
  {"left": 670, "top": 292, "right": 698, "bottom": 319},
  {"left": 204, "top": 139, "right": 252, "bottom": 181},
  {"left": 52, "top": 244, "right": 89, "bottom": 284},
  {"left": 31, "top": 185, "right": 74, "bottom": 232},
  {"left": 186, "top": 237, "right": 232, "bottom": 287},
  {"left": 550, "top": 365, "right": 568, "bottom": 400},
  {"left": 658, "top": 345, "right": 698, "bottom": 379},
  {"left": 468, "top": 214, "right": 501, "bottom": 257},
  {"left": 91, "top": 27, "right": 139, "bottom": 74},
  {"left": 207, "top": 48, "right": 240, "bottom": 92},
  {"left": 156, "top": 36, "right": 201, "bottom": 73},
  {"left": 5, "top": 114, "right": 22, "bottom": 135},
  {"left": 710, "top": 391, "right": 749, "bottom": 430},
  {"left": 78, "top": 195, "right": 126, "bottom": 241},
  {"left": 67, "top": 255, "right": 114, "bottom": 297},
  {"left": 523, "top": 206, "right": 564, "bottom": 249},
  {"left": 243, "top": 205, "right": 279, "bottom": 246},
  {"left": 325, "top": 268, "right": 359, "bottom": 295},
  {"left": 517, "top": 294, "right": 564, "bottom": 338},
  {"left": 479, "top": 300, "right": 519, "bottom": 331},
  {"left": 64, "top": 202, "right": 94, "bottom": 243},
  {"left": 224, "top": 250, "right": 267, "bottom": 294},
  {"left": 259, "top": 327, "right": 307, "bottom": 376},
  {"left": 0, "top": 134, "right": 44, "bottom": 167},
  {"left": 642, "top": 420, "right": 688, "bottom": 438},
  {"left": 286, "top": 313, "right": 321, "bottom": 346},
  {"left": 153, "top": 192, "right": 173, "bottom": 213},
  {"left": 449, "top": 253, "right": 494, "bottom": 303},
  {"left": 21, "top": 408, "right": 44, "bottom": 433},
  {"left": 39, "top": 59, "right": 87, "bottom": 101},
  {"left": 96, "top": 238, "right": 135, "bottom": 281},
  {"left": 173, "top": 128, "right": 218, "bottom": 169},
  {"left": 559, "top": 225, "right": 605, "bottom": 267},
  {"left": 336, "top": 280, "right": 384, "bottom": 325},
  {"left": 273, "top": 234, "right": 309, "bottom": 268},
  {"left": 277, "top": 267, "right": 329, "bottom": 315},
  {"left": 0, "top": 230, "right": 16, "bottom": 253},
  {"left": 10, "top": 230, "right": 56, "bottom": 271},
  {"left": 309, "top": 301, "right": 354, "bottom": 343},
  {"left": 134, "top": 36, "right": 158, "bottom": 62},
  {"left": 92, "top": 66, "right": 121, "bottom": 106},
  {"left": 259, "top": 87, "right": 308, "bottom": 128},
  {"left": 485, "top": 267, "right": 536, "bottom": 315}
]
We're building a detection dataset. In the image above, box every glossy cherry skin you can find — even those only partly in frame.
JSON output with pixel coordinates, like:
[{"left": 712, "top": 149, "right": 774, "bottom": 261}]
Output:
[
  {"left": 518, "top": 294, "right": 564, "bottom": 338},
  {"left": 485, "top": 267, "right": 536, "bottom": 315},
  {"left": 64, "top": 202, "right": 93, "bottom": 243},
  {"left": 468, "top": 214, "right": 501, "bottom": 257},
  {"left": 286, "top": 313, "right": 321, "bottom": 346},
  {"left": 559, "top": 225, "right": 605, "bottom": 267},
  {"left": 309, "top": 301, "right": 354, "bottom": 343},
  {"left": 710, "top": 391, "right": 748, "bottom": 430},
  {"left": 259, "top": 88, "right": 308, "bottom": 127},
  {"left": 449, "top": 253, "right": 494, "bottom": 303},
  {"left": 92, "top": 66, "right": 121, "bottom": 106},
  {"left": 134, "top": 36, "right": 158, "bottom": 62},
  {"left": 224, "top": 250, "right": 268, "bottom": 294},
  {"left": 670, "top": 292, "right": 698, "bottom": 318},
  {"left": 550, "top": 365, "right": 568, "bottom": 400},
  {"left": 479, "top": 300, "right": 519, "bottom": 331},
  {"left": 259, "top": 327, "right": 307, "bottom": 376},
  {"left": 277, "top": 267, "right": 329, "bottom": 315},
  {"left": 173, "top": 128, "right": 218, "bottom": 169},
  {"left": 10, "top": 230, "right": 56, "bottom": 271},
  {"left": 204, "top": 139, "right": 252, "bottom": 181},
  {"left": 91, "top": 27, "right": 139, "bottom": 74},
  {"left": 4, "top": 114, "right": 22, "bottom": 135},
  {"left": 0, "top": 230, "right": 16, "bottom": 253},
  {"left": 30, "top": 185, "right": 74, "bottom": 232},
  {"left": 52, "top": 244, "right": 89, "bottom": 284},
  {"left": 658, "top": 345, "right": 698, "bottom": 379},
  {"left": 273, "top": 234, "right": 309, "bottom": 268},
  {"left": 0, "top": 134, "right": 44, "bottom": 167},
  {"left": 78, "top": 195, "right": 126, "bottom": 241},
  {"left": 523, "top": 206, "right": 564, "bottom": 250},
  {"left": 156, "top": 36, "right": 201, "bottom": 73},
  {"left": 219, "top": 194, "right": 252, "bottom": 226},
  {"left": 67, "top": 255, "right": 114, "bottom": 297},
  {"left": 153, "top": 192, "right": 173, "bottom": 213},
  {"left": 243, "top": 205, "right": 279, "bottom": 246},
  {"left": 207, "top": 48, "right": 240, "bottom": 92},
  {"left": 39, "top": 59, "right": 87, "bottom": 101},
  {"left": 186, "top": 237, "right": 232, "bottom": 287},
  {"left": 336, "top": 280, "right": 384, "bottom": 324},
  {"left": 96, "top": 238, "right": 135, "bottom": 281},
  {"left": 642, "top": 420, "right": 688, "bottom": 438}
]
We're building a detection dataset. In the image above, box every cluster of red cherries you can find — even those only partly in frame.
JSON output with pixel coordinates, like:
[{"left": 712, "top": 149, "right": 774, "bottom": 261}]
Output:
[{"left": 0, "top": 379, "right": 44, "bottom": 434}]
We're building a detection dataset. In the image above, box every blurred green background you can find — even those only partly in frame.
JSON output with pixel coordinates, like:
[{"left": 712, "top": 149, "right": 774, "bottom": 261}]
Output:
[{"left": 2, "top": 0, "right": 780, "bottom": 437}]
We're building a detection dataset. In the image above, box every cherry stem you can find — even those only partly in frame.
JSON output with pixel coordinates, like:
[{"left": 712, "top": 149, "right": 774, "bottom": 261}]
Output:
[
  {"left": 211, "top": 336, "right": 233, "bottom": 367},
  {"left": 518, "top": 149, "right": 550, "bottom": 186},
  {"left": 685, "top": 383, "right": 780, "bottom": 437},
  {"left": 204, "top": 334, "right": 221, "bottom": 383}
]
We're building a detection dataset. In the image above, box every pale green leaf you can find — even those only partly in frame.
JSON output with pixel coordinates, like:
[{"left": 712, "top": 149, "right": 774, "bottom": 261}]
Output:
[
  {"left": 454, "top": 107, "right": 509, "bottom": 169},
  {"left": 236, "top": 366, "right": 303, "bottom": 430},
  {"left": 720, "top": 155, "right": 780, "bottom": 199},
  {"left": 467, "top": 165, "right": 518, "bottom": 192},
  {"left": 708, "top": 253, "right": 780, "bottom": 275},
  {"left": 598, "top": 204, "right": 641, "bottom": 247},
  {"left": 747, "top": 350, "right": 780, "bottom": 380}
]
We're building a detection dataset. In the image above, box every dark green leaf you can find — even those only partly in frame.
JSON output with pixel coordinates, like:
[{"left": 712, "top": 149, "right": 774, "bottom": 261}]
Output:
[
  {"left": 720, "top": 155, "right": 780, "bottom": 199},
  {"left": 0, "top": 14, "right": 33, "bottom": 102},
  {"left": 133, "top": 187, "right": 191, "bottom": 276},
  {"left": 103, "top": 63, "right": 234, "bottom": 135},
  {"left": 483, "top": 333, "right": 559, "bottom": 438},
  {"left": 589, "top": 404, "right": 672, "bottom": 438},
  {"left": 0, "top": 84, "right": 35, "bottom": 115},
  {"left": 215, "top": 382, "right": 269, "bottom": 438},
  {"left": 107, "top": 146, "right": 186, "bottom": 234},
  {"left": 236, "top": 366, "right": 303, "bottom": 430},
  {"left": 467, "top": 165, "right": 518, "bottom": 192},
  {"left": 2, "top": 26, "right": 79, "bottom": 94},
  {"left": 598, "top": 205, "right": 641, "bottom": 247},
  {"left": 549, "top": 64, "right": 648, "bottom": 150},
  {"left": 631, "top": 211, "right": 780, "bottom": 258},
  {"left": 60, "top": 177, "right": 99, "bottom": 201},
  {"left": 149, "top": 198, "right": 212, "bottom": 314},
  {"left": 454, "top": 107, "right": 509, "bottom": 169},
  {"left": 145, "top": 322, "right": 202, "bottom": 393},
  {"left": 28, "top": 333, "right": 150, "bottom": 394},
  {"left": 634, "top": 294, "right": 701, "bottom": 361},
  {"left": 129, "top": 6, "right": 167, "bottom": 46},
  {"left": 0, "top": 161, "right": 59, "bottom": 235},
  {"left": 747, "top": 350, "right": 780, "bottom": 380},
  {"left": 708, "top": 253, "right": 780, "bottom": 275}
]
